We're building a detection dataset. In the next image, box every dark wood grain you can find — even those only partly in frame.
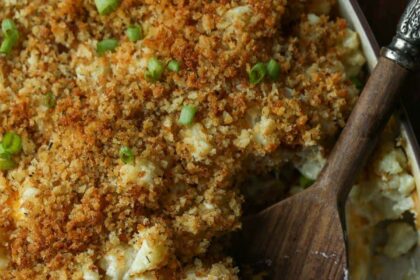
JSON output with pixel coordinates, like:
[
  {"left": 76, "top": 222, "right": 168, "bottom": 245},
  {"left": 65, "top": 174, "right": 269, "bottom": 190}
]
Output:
[
  {"left": 239, "top": 57, "right": 408, "bottom": 279},
  {"left": 320, "top": 57, "right": 408, "bottom": 204},
  {"left": 240, "top": 187, "right": 347, "bottom": 280}
]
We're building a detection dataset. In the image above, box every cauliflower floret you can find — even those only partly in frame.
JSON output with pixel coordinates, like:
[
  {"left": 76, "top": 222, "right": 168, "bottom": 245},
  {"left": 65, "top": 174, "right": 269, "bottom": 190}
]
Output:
[
  {"left": 74, "top": 44, "right": 109, "bottom": 83},
  {"left": 382, "top": 222, "right": 417, "bottom": 259},
  {"left": 341, "top": 29, "right": 366, "bottom": 77},
  {"left": 126, "top": 225, "right": 171, "bottom": 277},
  {"left": 182, "top": 123, "right": 213, "bottom": 161},
  {"left": 119, "top": 160, "right": 158, "bottom": 188},
  {"left": 349, "top": 142, "right": 416, "bottom": 224},
  {"left": 101, "top": 225, "right": 171, "bottom": 280},
  {"left": 83, "top": 269, "right": 100, "bottom": 280},
  {"left": 100, "top": 245, "right": 136, "bottom": 280},
  {"left": 376, "top": 149, "right": 407, "bottom": 175},
  {"left": 295, "top": 146, "right": 326, "bottom": 180},
  {"left": 13, "top": 181, "right": 39, "bottom": 221},
  {"left": 253, "top": 116, "right": 277, "bottom": 150},
  {"left": 75, "top": 252, "right": 101, "bottom": 280},
  {"left": 307, "top": 13, "right": 321, "bottom": 25},
  {"left": 233, "top": 129, "right": 251, "bottom": 149}
]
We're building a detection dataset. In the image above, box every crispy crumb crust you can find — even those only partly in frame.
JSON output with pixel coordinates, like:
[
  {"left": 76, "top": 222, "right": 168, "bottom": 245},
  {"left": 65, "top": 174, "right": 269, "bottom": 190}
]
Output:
[{"left": 0, "top": 0, "right": 360, "bottom": 278}]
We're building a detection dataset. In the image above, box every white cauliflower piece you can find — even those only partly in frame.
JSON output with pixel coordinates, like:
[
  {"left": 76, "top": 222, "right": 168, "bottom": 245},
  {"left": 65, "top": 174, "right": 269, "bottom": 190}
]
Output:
[
  {"left": 182, "top": 123, "right": 213, "bottom": 161},
  {"left": 382, "top": 222, "right": 417, "bottom": 259},
  {"left": 100, "top": 245, "right": 136, "bottom": 280},
  {"left": 126, "top": 225, "right": 171, "bottom": 277},
  {"left": 119, "top": 160, "right": 158, "bottom": 188}
]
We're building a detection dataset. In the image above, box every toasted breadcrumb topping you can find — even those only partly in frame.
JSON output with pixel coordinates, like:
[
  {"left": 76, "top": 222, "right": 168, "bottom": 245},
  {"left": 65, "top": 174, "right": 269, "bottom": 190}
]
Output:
[{"left": 0, "top": 0, "right": 363, "bottom": 278}]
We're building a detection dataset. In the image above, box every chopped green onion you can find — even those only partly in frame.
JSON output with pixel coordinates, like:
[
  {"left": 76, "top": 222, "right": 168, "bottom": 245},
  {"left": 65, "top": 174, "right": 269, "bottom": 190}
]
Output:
[
  {"left": 350, "top": 77, "right": 363, "bottom": 91},
  {"left": 178, "top": 105, "right": 197, "bottom": 126},
  {"left": 97, "top": 38, "right": 119, "bottom": 56},
  {"left": 95, "top": 0, "right": 120, "bottom": 15},
  {"left": 119, "top": 146, "right": 134, "bottom": 164},
  {"left": 168, "top": 60, "right": 180, "bottom": 73},
  {"left": 0, "top": 37, "right": 15, "bottom": 55},
  {"left": 2, "top": 132, "right": 22, "bottom": 155},
  {"left": 0, "top": 145, "right": 11, "bottom": 160},
  {"left": 126, "top": 25, "right": 143, "bottom": 42},
  {"left": 45, "top": 92, "right": 56, "bottom": 109},
  {"left": 2, "top": 19, "right": 18, "bottom": 39},
  {"left": 249, "top": 62, "right": 267, "bottom": 85},
  {"left": 267, "top": 59, "right": 280, "bottom": 80},
  {"left": 0, "top": 158, "right": 16, "bottom": 171},
  {"left": 145, "top": 57, "right": 165, "bottom": 82},
  {"left": 299, "top": 175, "right": 315, "bottom": 188},
  {"left": 0, "top": 19, "right": 19, "bottom": 55}
]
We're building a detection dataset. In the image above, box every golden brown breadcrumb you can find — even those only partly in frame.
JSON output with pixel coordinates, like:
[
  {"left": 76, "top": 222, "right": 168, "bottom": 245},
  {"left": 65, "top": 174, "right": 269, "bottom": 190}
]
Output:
[{"left": 0, "top": 0, "right": 363, "bottom": 278}]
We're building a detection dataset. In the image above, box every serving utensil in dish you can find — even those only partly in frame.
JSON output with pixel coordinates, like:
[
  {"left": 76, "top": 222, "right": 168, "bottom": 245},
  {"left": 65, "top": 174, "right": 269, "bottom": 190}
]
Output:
[{"left": 238, "top": 1, "right": 420, "bottom": 279}]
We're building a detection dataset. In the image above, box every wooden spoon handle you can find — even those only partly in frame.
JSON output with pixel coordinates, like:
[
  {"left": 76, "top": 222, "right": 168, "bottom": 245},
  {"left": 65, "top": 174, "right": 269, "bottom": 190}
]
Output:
[{"left": 318, "top": 56, "right": 408, "bottom": 204}]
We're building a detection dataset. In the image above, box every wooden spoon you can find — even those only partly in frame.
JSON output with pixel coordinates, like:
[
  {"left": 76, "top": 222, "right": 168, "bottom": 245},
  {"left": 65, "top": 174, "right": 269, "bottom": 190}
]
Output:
[{"left": 236, "top": 1, "right": 420, "bottom": 279}]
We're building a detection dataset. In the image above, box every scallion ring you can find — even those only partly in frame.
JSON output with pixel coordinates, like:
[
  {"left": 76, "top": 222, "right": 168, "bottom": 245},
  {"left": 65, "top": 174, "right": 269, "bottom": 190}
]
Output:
[
  {"left": 267, "top": 59, "right": 280, "bottom": 80},
  {"left": 0, "top": 37, "right": 15, "bottom": 55},
  {"left": 95, "top": 0, "right": 120, "bottom": 15},
  {"left": 97, "top": 38, "right": 119, "bottom": 56},
  {"left": 0, "top": 19, "right": 19, "bottom": 55},
  {"left": 0, "top": 145, "right": 11, "bottom": 160},
  {"left": 126, "top": 25, "right": 143, "bottom": 42},
  {"left": 2, "top": 132, "right": 22, "bottom": 155},
  {"left": 178, "top": 105, "right": 197, "bottom": 126},
  {"left": 45, "top": 92, "right": 56, "bottom": 109},
  {"left": 145, "top": 57, "right": 165, "bottom": 82},
  {"left": 168, "top": 60, "right": 180, "bottom": 73},
  {"left": 2, "top": 19, "right": 18, "bottom": 39},
  {"left": 119, "top": 146, "right": 134, "bottom": 164},
  {"left": 249, "top": 62, "right": 267, "bottom": 85}
]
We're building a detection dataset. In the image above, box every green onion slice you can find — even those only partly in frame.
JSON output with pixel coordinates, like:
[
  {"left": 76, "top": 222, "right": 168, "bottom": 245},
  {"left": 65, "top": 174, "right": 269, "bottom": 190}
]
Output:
[
  {"left": 0, "top": 19, "right": 19, "bottom": 55},
  {"left": 249, "top": 62, "right": 267, "bottom": 85},
  {"left": 126, "top": 25, "right": 143, "bottom": 42},
  {"left": 178, "top": 105, "right": 197, "bottom": 126},
  {"left": 97, "top": 38, "right": 119, "bottom": 56},
  {"left": 168, "top": 60, "right": 180, "bottom": 73},
  {"left": 95, "top": 0, "right": 120, "bottom": 15},
  {"left": 0, "top": 158, "right": 16, "bottom": 171},
  {"left": 119, "top": 146, "right": 134, "bottom": 164},
  {"left": 45, "top": 92, "right": 56, "bottom": 109},
  {"left": 145, "top": 57, "right": 165, "bottom": 82},
  {"left": 299, "top": 175, "right": 315, "bottom": 189},
  {"left": 2, "top": 19, "right": 18, "bottom": 38},
  {"left": 0, "top": 37, "right": 15, "bottom": 55},
  {"left": 2, "top": 132, "right": 22, "bottom": 155},
  {"left": 0, "top": 145, "right": 11, "bottom": 160},
  {"left": 267, "top": 59, "right": 280, "bottom": 80}
]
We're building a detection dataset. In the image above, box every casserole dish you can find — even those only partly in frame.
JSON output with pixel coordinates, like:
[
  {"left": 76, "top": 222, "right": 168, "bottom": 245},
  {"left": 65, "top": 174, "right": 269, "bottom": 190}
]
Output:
[{"left": 0, "top": 1, "right": 419, "bottom": 279}]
